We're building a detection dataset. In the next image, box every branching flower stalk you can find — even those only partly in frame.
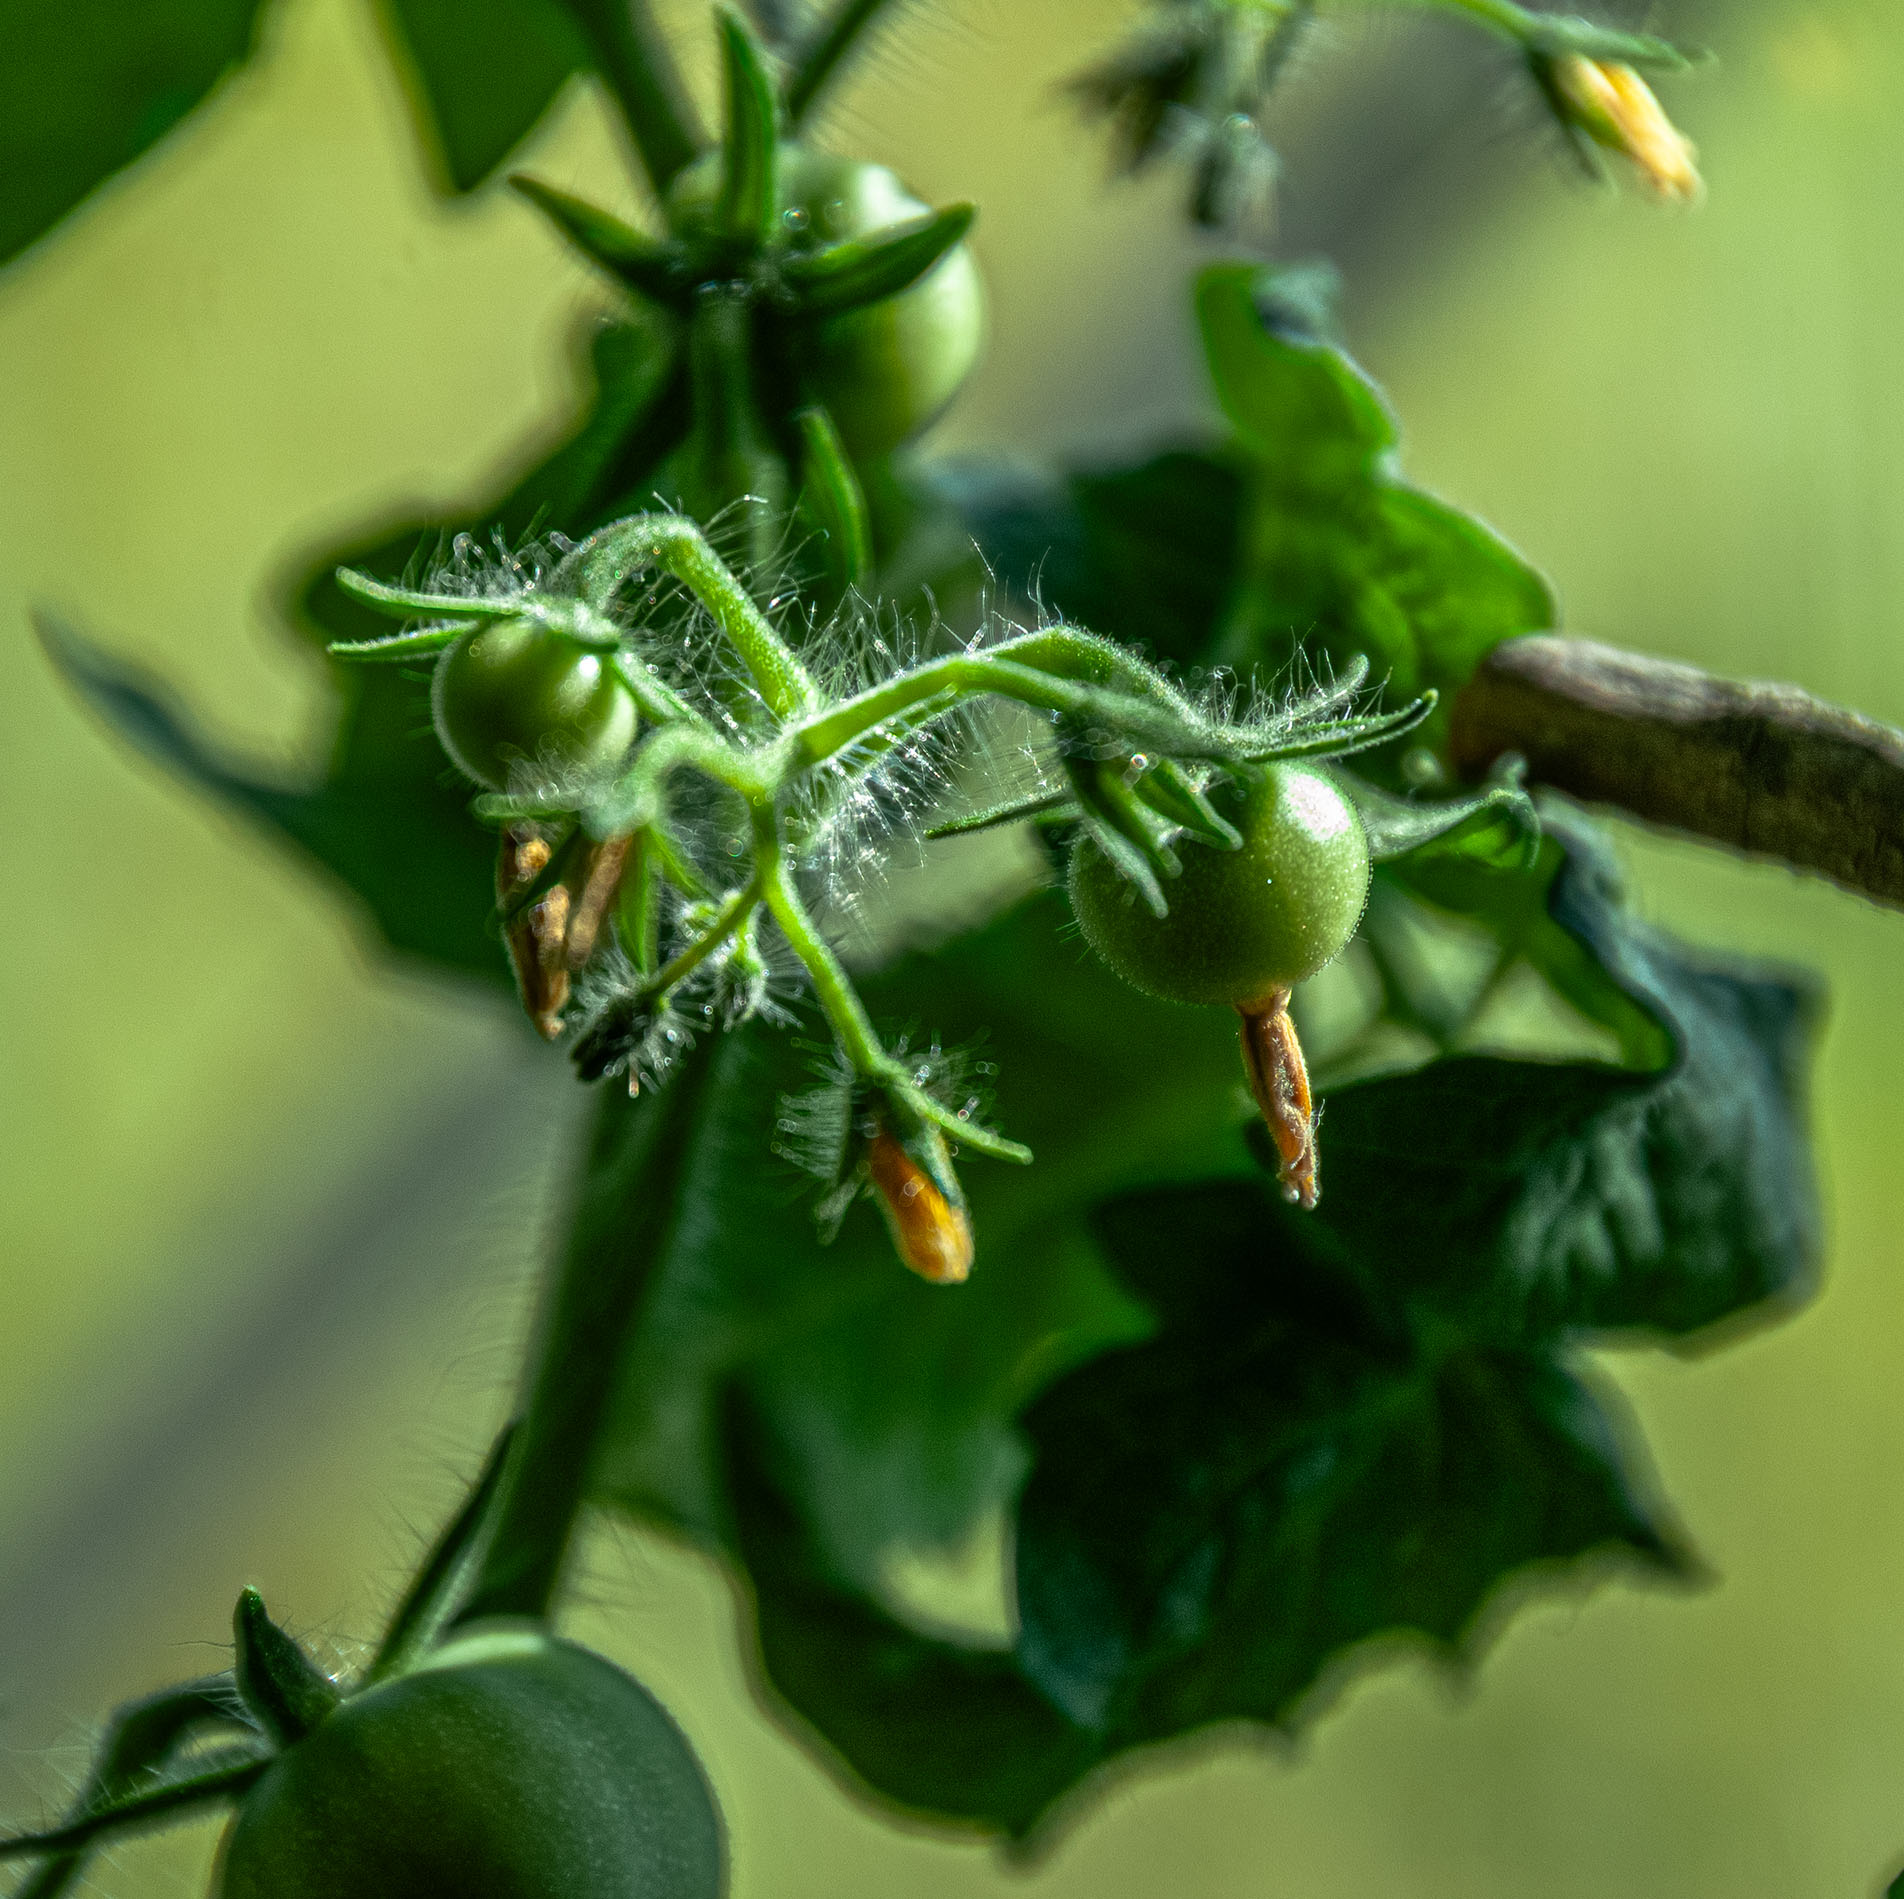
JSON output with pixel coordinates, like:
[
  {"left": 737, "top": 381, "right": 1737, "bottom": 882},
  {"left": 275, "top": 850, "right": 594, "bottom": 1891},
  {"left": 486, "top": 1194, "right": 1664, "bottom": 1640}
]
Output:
[{"left": 332, "top": 511, "right": 1432, "bottom": 1276}]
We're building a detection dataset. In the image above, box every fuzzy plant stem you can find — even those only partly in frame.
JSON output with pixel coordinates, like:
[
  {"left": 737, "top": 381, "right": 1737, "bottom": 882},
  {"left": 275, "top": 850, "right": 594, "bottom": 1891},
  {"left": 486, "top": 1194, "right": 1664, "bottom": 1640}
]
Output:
[
  {"left": 565, "top": 0, "right": 704, "bottom": 193},
  {"left": 457, "top": 1035, "right": 727, "bottom": 1623},
  {"left": 559, "top": 514, "right": 819, "bottom": 720}
]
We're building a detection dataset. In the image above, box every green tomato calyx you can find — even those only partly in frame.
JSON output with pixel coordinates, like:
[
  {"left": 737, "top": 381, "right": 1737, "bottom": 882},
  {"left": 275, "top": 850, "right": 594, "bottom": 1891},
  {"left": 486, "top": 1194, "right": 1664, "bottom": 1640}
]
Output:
[{"left": 1068, "top": 761, "right": 1371, "bottom": 1007}]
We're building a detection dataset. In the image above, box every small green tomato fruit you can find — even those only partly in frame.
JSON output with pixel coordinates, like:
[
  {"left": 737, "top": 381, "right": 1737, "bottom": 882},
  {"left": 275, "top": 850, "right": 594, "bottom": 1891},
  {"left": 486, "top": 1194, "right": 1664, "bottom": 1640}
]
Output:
[
  {"left": 215, "top": 1622, "right": 723, "bottom": 1899},
  {"left": 1069, "top": 763, "right": 1371, "bottom": 1007},
  {"left": 667, "top": 145, "right": 985, "bottom": 454},
  {"left": 431, "top": 619, "right": 638, "bottom": 792}
]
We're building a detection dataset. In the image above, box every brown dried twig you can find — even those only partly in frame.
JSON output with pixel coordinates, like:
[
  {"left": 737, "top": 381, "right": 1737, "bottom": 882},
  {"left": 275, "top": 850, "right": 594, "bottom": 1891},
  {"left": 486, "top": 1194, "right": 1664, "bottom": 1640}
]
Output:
[{"left": 1450, "top": 634, "right": 1904, "bottom": 909}]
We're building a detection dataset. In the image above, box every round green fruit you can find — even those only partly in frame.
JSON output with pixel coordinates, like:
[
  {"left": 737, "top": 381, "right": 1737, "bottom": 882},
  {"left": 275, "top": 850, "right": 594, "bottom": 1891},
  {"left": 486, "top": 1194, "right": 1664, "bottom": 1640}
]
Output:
[
  {"left": 1069, "top": 763, "right": 1371, "bottom": 1007},
  {"left": 431, "top": 619, "right": 638, "bottom": 792},
  {"left": 214, "top": 1623, "right": 723, "bottom": 1899},
  {"left": 668, "top": 145, "right": 985, "bottom": 454}
]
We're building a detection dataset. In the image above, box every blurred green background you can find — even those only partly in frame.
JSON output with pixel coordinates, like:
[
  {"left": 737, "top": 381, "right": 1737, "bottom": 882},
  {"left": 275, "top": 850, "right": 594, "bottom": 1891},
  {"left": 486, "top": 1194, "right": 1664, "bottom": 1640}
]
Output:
[{"left": 4, "top": 0, "right": 1904, "bottom": 1892}]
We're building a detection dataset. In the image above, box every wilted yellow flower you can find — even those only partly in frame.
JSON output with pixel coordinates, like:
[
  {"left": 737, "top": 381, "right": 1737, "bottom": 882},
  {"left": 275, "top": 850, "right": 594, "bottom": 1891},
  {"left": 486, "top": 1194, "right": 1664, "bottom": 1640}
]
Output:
[
  {"left": 1550, "top": 54, "right": 1702, "bottom": 204},
  {"left": 867, "top": 1127, "right": 974, "bottom": 1285},
  {"left": 1236, "top": 987, "right": 1318, "bottom": 1211}
]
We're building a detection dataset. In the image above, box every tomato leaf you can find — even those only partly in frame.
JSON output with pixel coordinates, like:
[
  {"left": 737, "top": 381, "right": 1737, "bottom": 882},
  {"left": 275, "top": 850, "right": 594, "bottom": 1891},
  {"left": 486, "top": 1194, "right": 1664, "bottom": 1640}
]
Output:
[
  {"left": 940, "top": 447, "right": 1244, "bottom": 670},
  {"left": 686, "top": 805, "right": 1819, "bottom": 1838},
  {"left": 377, "top": 0, "right": 593, "bottom": 193},
  {"left": 1195, "top": 262, "right": 1555, "bottom": 739},
  {"left": 1003, "top": 806, "right": 1817, "bottom": 1809},
  {"left": 0, "top": 0, "right": 269, "bottom": 267},
  {"left": 588, "top": 899, "right": 1251, "bottom": 1578}
]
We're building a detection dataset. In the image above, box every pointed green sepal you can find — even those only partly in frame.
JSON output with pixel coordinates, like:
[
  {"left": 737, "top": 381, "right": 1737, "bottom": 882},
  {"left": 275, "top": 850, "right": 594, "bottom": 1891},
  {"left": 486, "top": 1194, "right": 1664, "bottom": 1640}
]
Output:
[
  {"left": 924, "top": 787, "right": 1077, "bottom": 840},
  {"left": 510, "top": 176, "right": 691, "bottom": 308},
  {"left": 1066, "top": 756, "right": 1179, "bottom": 913},
  {"left": 325, "top": 624, "right": 467, "bottom": 663},
  {"left": 716, "top": 7, "right": 780, "bottom": 242},
  {"left": 900, "top": 1085, "right": 1033, "bottom": 1166},
  {"left": 794, "top": 405, "right": 872, "bottom": 592},
  {"left": 370, "top": 1425, "right": 520, "bottom": 1682},
  {"left": 1133, "top": 759, "right": 1242, "bottom": 850},
  {"left": 1346, "top": 754, "right": 1539, "bottom": 866},
  {"left": 233, "top": 1589, "right": 341, "bottom": 1746},
  {"left": 1525, "top": 14, "right": 1696, "bottom": 71},
  {"left": 1247, "top": 691, "right": 1437, "bottom": 763},
  {"left": 783, "top": 203, "right": 975, "bottom": 317},
  {"left": 334, "top": 568, "right": 529, "bottom": 622},
  {"left": 0, "top": 1754, "right": 267, "bottom": 1862}
]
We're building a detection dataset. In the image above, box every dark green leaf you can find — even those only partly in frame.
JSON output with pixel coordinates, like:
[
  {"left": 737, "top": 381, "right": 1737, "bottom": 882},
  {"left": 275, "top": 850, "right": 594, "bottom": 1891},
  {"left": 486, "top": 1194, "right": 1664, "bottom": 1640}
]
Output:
[
  {"left": 0, "top": 0, "right": 268, "bottom": 267},
  {"left": 999, "top": 812, "right": 1818, "bottom": 1805},
  {"left": 1016, "top": 1188, "right": 1686, "bottom": 1741},
  {"left": 940, "top": 448, "right": 1244, "bottom": 670},
  {"left": 590, "top": 896, "right": 1250, "bottom": 1578},
  {"left": 1196, "top": 263, "right": 1555, "bottom": 739},
  {"left": 378, "top": 0, "right": 592, "bottom": 193}
]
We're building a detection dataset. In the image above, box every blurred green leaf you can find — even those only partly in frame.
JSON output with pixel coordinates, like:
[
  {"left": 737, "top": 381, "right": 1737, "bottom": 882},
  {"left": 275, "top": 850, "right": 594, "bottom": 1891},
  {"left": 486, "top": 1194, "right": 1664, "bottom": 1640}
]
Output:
[
  {"left": 940, "top": 447, "right": 1244, "bottom": 669},
  {"left": 726, "top": 1391, "right": 1096, "bottom": 1836},
  {"left": 1197, "top": 263, "right": 1555, "bottom": 740},
  {"left": 38, "top": 616, "right": 499, "bottom": 976},
  {"left": 590, "top": 891, "right": 1254, "bottom": 1579},
  {"left": 377, "top": 0, "right": 593, "bottom": 193},
  {"left": 0, "top": 0, "right": 268, "bottom": 267}
]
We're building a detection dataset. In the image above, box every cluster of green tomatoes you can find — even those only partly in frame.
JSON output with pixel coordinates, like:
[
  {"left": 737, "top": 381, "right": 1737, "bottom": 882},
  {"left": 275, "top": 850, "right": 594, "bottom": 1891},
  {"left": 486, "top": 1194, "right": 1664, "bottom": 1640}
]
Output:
[{"left": 403, "top": 502, "right": 1395, "bottom": 1251}]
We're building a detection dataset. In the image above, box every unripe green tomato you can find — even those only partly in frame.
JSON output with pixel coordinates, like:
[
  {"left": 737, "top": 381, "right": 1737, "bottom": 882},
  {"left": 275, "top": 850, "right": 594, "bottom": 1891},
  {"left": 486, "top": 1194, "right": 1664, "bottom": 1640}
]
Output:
[
  {"left": 431, "top": 619, "right": 638, "bottom": 791},
  {"left": 667, "top": 145, "right": 985, "bottom": 454},
  {"left": 214, "top": 1623, "right": 724, "bottom": 1899},
  {"left": 1069, "top": 764, "right": 1371, "bottom": 1007}
]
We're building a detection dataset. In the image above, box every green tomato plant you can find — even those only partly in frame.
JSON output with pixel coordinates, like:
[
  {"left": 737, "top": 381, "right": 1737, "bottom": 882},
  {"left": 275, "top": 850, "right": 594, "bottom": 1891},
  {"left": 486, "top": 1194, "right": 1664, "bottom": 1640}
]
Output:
[{"left": 8, "top": 0, "right": 1894, "bottom": 1889}]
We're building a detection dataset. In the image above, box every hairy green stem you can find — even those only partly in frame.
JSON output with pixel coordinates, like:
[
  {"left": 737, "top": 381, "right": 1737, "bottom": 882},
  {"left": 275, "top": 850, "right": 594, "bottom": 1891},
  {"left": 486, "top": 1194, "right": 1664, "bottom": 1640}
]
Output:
[
  {"left": 793, "top": 649, "right": 1213, "bottom": 765},
  {"left": 458, "top": 1036, "right": 727, "bottom": 1623},
  {"left": 598, "top": 721, "right": 765, "bottom": 838},
  {"left": 560, "top": 514, "right": 819, "bottom": 721},
  {"left": 0, "top": 1759, "right": 267, "bottom": 1862},
  {"left": 753, "top": 807, "right": 889, "bottom": 1078},
  {"left": 651, "top": 875, "right": 763, "bottom": 995},
  {"left": 609, "top": 651, "right": 709, "bottom": 731},
  {"left": 10, "top": 1681, "right": 241, "bottom": 1899}
]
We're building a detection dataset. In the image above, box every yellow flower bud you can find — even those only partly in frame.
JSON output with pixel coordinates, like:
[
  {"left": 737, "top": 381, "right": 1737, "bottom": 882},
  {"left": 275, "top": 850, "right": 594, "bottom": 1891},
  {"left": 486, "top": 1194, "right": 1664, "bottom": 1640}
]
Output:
[
  {"left": 1550, "top": 54, "right": 1702, "bottom": 204},
  {"left": 867, "top": 1127, "right": 974, "bottom": 1285}
]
